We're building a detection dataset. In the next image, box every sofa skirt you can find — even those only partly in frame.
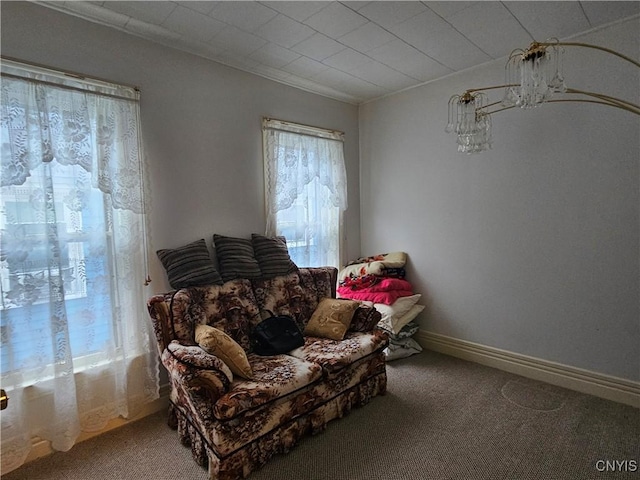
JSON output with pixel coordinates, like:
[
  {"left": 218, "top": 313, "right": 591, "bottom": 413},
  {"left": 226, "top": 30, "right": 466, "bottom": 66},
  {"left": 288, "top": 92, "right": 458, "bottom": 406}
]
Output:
[{"left": 168, "top": 367, "right": 387, "bottom": 480}]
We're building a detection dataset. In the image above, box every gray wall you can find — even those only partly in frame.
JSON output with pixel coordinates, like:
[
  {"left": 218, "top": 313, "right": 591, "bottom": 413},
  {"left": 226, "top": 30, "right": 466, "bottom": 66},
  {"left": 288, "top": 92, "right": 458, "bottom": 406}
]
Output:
[
  {"left": 0, "top": 2, "right": 361, "bottom": 292},
  {"left": 359, "top": 17, "right": 639, "bottom": 381}
]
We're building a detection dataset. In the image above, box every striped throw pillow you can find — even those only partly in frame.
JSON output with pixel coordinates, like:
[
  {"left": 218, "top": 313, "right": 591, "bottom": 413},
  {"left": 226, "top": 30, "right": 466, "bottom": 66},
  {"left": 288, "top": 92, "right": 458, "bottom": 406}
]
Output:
[
  {"left": 213, "top": 234, "right": 262, "bottom": 282},
  {"left": 157, "top": 239, "right": 223, "bottom": 289},
  {"left": 251, "top": 234, "right": 298, "bottom": 279}
]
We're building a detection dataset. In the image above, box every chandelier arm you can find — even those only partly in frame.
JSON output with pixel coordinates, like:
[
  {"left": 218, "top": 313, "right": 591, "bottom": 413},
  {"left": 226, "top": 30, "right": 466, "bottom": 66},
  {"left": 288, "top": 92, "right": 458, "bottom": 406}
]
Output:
[
  {"left": 483, "top": 105, "right": 516, "bottom": 116},
  {"left": 466, "top": 84, "right": 517, "bottom": 94},
  {"left": 538, "top": 41, "right": 640, "bottom": 68},
  {"left": 546, "top": 98, "right": 640, "bottom": 115},
  {"left": 565, "top": 88, "right": 640, "bottom": 112},
  {"left": 483, "top": 98, "right": 639, "bottom": 116},
  {"left": 454, "top": 87, "right": 639, "bottom": 112},
  {"left": 476, "top": 99, "right": 505, "bottom": 112}
]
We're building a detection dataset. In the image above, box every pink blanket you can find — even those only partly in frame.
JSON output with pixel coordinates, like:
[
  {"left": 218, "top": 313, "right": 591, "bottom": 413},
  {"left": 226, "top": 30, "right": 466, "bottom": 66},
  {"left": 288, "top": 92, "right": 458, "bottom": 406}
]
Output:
[
  {"left": 337, "top": 289, "right": 414, "bottom": 305},
  {"left": 338, "top": 278, "right": 414, "bottom": 305},
  {"left": 339, "top": 278, "right": 412, "bottom": 293}
]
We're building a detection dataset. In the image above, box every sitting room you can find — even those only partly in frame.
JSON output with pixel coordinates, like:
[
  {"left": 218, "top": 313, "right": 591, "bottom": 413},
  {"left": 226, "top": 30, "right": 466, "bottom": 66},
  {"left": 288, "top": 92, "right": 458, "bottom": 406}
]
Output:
[{"left": 1, "top": 2, "right": 638, "bottom": 479}]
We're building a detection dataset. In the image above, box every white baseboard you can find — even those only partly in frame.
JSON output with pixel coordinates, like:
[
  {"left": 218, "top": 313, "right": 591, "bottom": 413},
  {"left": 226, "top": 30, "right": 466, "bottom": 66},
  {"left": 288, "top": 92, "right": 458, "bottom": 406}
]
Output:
[
  {"left": 416, "top": 330, "right": 640, "bottom": 408},
  {"left": 20, "top": 384, "right": 170, "bottom": 468}
]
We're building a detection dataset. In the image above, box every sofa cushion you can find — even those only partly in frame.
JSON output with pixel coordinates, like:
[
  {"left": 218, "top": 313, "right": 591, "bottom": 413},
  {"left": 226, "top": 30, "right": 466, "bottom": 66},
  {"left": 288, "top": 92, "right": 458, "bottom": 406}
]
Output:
[
  {"left": 289, "top": 330, "right": 389, "bottom": 373},
  {"left": 213, "top": 353, "right": 323, "bottom": 421},
  {"left": 172, "top": 279, "right": 260, "bottom": 351},
  {"left": 251, "top": 272, "right": 318, "bottom": 331},
  {"left": 349, "top": 304, "right": 383, "bottom": 332},
  {"left": 251, "top": 234, "right": 298, "bottom": 278},
  {"left": 304, "top": 298, "right": 359, "bottom": 340},
  {"left": 297, "top": 267, "right": 336, "bottom": 300},
  {"left": 195, "top": 324, "right": 253, "bottom": 379},
  {"left": 157, "top": 239, "right": 223, "bottom": 289},
  {"left": 213, "top": 234, "right": 262, "bottom": 282}
]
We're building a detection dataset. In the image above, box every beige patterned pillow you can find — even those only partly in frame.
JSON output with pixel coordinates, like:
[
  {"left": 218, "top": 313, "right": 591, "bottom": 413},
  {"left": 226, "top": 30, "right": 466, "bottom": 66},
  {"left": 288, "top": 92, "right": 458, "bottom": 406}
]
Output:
[
  {"left": 304, "top": 298, "right": 359, "bottom": 341},
  {"left": 195, "top": 324, "right": 253, "bottom": 379}
]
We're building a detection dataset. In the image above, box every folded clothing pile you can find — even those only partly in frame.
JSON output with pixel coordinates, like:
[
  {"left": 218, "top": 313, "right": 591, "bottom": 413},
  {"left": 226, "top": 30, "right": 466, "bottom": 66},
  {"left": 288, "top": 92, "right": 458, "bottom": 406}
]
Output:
[
  {"left": 337, "top": 252, "right": 423, "bottom": 361},
  {"left": 368, "top": 295, "right": 423, "bottom": 361},
  {"left": 338, "top": 252, "right": 407, "bottom": 287},
  {"left": 337, "top": 251, "right": 410, "bottom": 305}
]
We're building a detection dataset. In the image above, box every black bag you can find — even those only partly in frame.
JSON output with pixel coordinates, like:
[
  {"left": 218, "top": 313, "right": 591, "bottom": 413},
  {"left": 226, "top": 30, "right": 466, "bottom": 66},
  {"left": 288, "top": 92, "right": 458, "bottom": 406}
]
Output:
[{"left": 251, "top": 311, "right": 304, "bottom": 356}]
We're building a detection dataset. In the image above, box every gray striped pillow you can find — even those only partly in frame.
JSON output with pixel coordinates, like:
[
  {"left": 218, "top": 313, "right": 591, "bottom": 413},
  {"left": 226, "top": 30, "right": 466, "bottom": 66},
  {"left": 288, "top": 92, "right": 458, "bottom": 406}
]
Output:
[
  {"left": 157, "top": 239, "right": 223, "bottom": 289},
  {"left": 251, "top": 234, "right": 298, "bottom": 279},
  {"left": 213, "top": 234, "right": 262, "bottom": 282}
]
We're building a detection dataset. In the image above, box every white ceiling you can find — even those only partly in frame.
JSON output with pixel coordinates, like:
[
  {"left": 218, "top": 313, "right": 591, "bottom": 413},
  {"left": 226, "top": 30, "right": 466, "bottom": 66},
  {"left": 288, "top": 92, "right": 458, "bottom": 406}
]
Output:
[{"left": 38, "top": 1, "right": 640, "bottom": 104}]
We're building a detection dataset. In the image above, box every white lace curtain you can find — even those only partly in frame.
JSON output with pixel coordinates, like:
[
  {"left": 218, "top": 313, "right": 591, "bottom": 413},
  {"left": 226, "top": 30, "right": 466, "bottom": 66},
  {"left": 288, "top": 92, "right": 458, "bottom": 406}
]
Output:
[
  {"left": 0, "top": 60, "right": 158, "bottom": 474},
  {"left": 262, "top": 118, "right": 347, "bottom": 268}
]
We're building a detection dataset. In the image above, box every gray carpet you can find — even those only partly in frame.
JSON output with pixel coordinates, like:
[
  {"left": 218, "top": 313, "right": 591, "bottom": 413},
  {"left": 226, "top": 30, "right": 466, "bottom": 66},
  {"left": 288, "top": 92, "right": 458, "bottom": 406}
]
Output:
[{"left": 4, "top": 350, "right": 639, "bottom": 480}]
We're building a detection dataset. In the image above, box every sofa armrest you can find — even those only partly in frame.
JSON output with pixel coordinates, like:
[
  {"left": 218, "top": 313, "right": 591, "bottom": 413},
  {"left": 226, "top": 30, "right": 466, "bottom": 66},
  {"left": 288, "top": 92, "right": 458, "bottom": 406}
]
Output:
[
  {"left": 298, "top": 266, "right": 338, "bottom": 298},
  {"left": 148, "top": 293, "right": 177, "bottom": 354},
  {"left": 162, "top": 341, "right": 233, "bottom": 405},
  {"left": 349, "top": 304, "right": 382, "bottom": 332}
]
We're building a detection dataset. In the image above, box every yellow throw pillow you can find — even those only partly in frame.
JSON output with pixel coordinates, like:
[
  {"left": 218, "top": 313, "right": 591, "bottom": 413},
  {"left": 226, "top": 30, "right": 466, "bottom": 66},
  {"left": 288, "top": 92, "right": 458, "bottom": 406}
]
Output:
[
  {"left": 195, "top": 324, "right": 253, "bottom": 379},
  {"left": 304, "top": 298, "right": 359, "bottom": 341}
]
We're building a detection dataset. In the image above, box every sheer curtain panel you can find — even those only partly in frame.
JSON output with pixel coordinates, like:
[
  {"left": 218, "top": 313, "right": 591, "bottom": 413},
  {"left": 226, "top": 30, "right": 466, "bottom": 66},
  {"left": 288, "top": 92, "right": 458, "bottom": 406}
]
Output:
[
  {"left": 262, "top": 118, "right": 347, "bottom": 268},
  {"left": 0, "top": 59, "right": 158, "bottom": 474}
]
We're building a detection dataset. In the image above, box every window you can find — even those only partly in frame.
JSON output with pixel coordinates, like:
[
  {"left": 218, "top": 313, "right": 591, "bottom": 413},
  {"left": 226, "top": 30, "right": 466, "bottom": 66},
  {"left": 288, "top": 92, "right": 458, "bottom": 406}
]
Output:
[
  {"left": 262, "top": 118, "right": 347, "bottom": 268},
  {"left": 1, "top": 59, "right": 158, "bottom": 472},
  {"left": 1, "top": 166, "right": 111, "bottom": 376}
]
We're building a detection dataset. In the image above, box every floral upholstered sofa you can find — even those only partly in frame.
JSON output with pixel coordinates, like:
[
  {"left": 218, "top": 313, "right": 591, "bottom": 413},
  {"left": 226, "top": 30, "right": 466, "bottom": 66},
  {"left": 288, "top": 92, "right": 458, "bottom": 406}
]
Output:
[{"left": 147, "top": 266, "right": 388, "bottom": 480}]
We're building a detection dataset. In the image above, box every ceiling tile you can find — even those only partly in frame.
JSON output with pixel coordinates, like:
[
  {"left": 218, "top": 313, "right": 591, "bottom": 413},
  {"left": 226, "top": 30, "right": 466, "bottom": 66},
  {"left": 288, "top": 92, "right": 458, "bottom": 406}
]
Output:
[
  {"left": 291, "top": 33, "right": 346, "bottom": 61},
  {"left": 425, "top": 26, "right": 492, "bottom": 70},
  {"left": 348, "top": 61, "right": 417, "bottom": 90},
  {"left": 446, "top": 2, "right": 533, "bottom": 58},
  {"left": 387, "top": 7, "right": 450, "bottom": 50},
  {"left": 391, "top": 9, "right": 491, "bottom": 70},
  {"left": 209, "top": 2, "right": 277, "bottom": 32},
  {"left": 260, "top": 1, "right": 331, "bottom": 22},
  {"left": 210, "top": 25, "right": 267, "bottom": 57},
  {"left": 323, "top": 48, "right": 372, "bottom": 72},
  {"left": 580, "top": 1, "right": 640, "bottom": 27},
  {"left": 254, "top": 13, "right": 316, "bottom": 48},
  {"left": 368, "top": 39, "right": 453, "bottom": 81},
  {"left": 280, "top": 56, "right": 329, "bottom": 79},
  {"left": 102, "top": 1, "right": 176, "bottom": 25},
  {"left": 249, "top": 42, "right": 301, "bottom": 68},
  {"left": 304, "top": 2, "right": 369, "bottom": 38},
  {"left": 332, "top": 72, "right": 389, "bottom": 98},
  {"left": 503, "top": 2, "right": 590, "bottom": 41},
  {"left": 341, "top": 2, "right": 372, "bottom": 12},
  {"left": 358, "top": 1, "right": 428, "bottom": 29},
  {"left": 161, "top": 5, "right": 226, "bottom": 42},
  {"left": 426, "top": 2, "right": 479, "bottom": 19},
  {"left": 312, "top": 67, "right": 365, "bottom": 89},
  {"left": 176, "top": 2, "right": 220, "bottom": 16},
  {"left": 338, "top": 21, "right": 397, "bottom": 53}
]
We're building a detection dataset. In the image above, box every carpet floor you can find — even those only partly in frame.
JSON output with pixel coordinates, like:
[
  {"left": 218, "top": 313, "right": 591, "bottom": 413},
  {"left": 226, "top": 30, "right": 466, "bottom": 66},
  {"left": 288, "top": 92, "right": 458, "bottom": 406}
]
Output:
[{"left": 3, "top": 350, "right": 639, "bottom": 480}]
